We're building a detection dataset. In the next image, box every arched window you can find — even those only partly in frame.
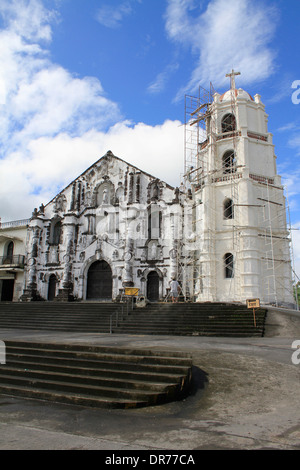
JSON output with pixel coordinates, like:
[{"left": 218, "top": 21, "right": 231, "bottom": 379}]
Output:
[
  {"left": 148, "top": 205, "right": 162, "bottom": 239},
  {"left": 7, "top": 242, "right": 14, "bottom": 259},
  {"left": 3, "top": 241, "right": 14, "bottom": 264},
  {"left": 49, "top": 219, "right": 62, "bottom": 245},
  {"left": 222, "top": 150, "right": 236, "bottom": 174},
  {"left": 53, "top": 220, "right": 61, "bottom": 245},
  {"left": 221, "top": 113, "right": 236, "bottom": 133},
  {"left": 224, "top": 253, "right": 234, "bottom": 278},
  {"left": 224, "top": 198, "right": 234, "bottom": 219}
]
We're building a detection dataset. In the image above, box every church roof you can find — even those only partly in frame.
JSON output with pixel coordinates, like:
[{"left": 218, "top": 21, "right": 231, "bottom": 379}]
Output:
[
  {"left": 92, "top": 151, "right": 175, "bottom": 189},
  {"left": 44, "top": 150, "right": 175, "bottom": 208},
  {"left": 220, "top": 88, "right": 254, "bottom": 102}
]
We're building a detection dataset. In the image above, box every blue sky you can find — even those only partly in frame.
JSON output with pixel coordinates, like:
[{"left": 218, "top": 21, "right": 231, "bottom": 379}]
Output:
[{"left": 0, "top": 0, "right": 300, "bottom": 277}]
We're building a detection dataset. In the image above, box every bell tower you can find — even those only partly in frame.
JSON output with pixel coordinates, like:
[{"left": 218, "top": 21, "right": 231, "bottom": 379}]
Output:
[{"left": 183, "top": 71, "right": 294, "bottom": 307}]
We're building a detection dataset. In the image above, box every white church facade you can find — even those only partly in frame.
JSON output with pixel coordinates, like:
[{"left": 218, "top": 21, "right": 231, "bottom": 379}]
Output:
[
  {"left": 0, "top": 73, "right": 296, "bottom": 308},
  {"left": 21, "top": 152, "right": 183, "bottom": 303}
]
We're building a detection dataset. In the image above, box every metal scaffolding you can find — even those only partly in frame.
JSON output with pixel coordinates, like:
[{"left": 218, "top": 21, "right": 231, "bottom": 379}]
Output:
[
  {"left": 177, "top": 71, "right": 295, "bottom": 306},
  {"left": 180, "top": 80, "right": 243, "bottom": 302},
  {"left": 179, "top": 84, "right": 216, "bottom": 301},
  {"left": 256, "top": 177, "right": 294, "bottom": 306}
]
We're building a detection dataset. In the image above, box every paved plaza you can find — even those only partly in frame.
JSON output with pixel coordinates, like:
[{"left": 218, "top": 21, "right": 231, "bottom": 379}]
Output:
[{"left": 0, "top": 307, "right": 299, "bottom": 450}]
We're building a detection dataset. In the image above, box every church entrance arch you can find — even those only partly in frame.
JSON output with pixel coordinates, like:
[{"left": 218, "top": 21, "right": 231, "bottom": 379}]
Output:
[
  {"left": 146, "top": 271, "right": 160, "bottom": 302},
  {"left": 48, "top": 274, "right": 57, "bottom": 301},
  {"left": 86, "top": 260, "right": 112, "bottom": 300}
]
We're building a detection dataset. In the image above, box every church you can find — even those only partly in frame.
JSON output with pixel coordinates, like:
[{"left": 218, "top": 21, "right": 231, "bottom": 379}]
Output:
[
  {"left": 22, "top": 151, "right": 182, "bottom": 303},
  {"left": 0, "top": 72, "right": 296, "bottom": 308}
]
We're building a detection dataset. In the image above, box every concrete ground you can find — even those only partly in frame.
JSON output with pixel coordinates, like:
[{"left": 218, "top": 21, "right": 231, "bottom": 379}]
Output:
[{"left": 0, "top": 306, "right": 299, "bottom": 450}]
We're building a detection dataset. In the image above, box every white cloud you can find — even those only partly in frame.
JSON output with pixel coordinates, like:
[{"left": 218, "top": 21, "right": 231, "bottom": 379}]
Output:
[
  {"left": 0, "top": 1, "right": 121, "bottom": 148},
  {"left": 10, "top": 67, "right": 119, "bottom": 142},
  {"left": 27, "top": 119, "right": 183, "bottom": 191},
  {"left": 147, "top": 63, "right": 179, "bottom": 94},
  {"left": 165, "top": 0, "right": 278, "bottom": 97},
  {"left": 0, "top": 0, "right": 123, "bottom": 222},
  {"left": 289, "top": 134, "right": 300, "bottom": 157},
  {"left": 0, "top": 120, "right": 184, "bottom": 221},
  {"left": 277, "top": 122, "right": 298, "bottom": 133},
  {"left": 0, "top": 0, "right": 54, "bottom": 42},
  {"left": 95, "top": 1, "right": 138, "bottom": 28},
  {"left": 0, "top": 1, "right": 184, "bottom": 222},
  {"left": 0, "top": 0, "right": 186, "bottom": 225}
]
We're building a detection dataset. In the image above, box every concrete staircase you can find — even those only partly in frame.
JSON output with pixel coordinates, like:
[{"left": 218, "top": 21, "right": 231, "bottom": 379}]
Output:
[
  {"left": 0, "top": 341, "right": 193, "bottom": 408},
  {"left": 0, "top": 302, "right": 121, "bottom": 333},
  {"left": 113, "top": 302, "right": 267, "bottom": 337},
  {"left": 0, "top": 301, "right": 267, "bottom": 337}
]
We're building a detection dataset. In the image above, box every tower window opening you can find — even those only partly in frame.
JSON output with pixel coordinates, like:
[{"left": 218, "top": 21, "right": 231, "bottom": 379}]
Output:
[
  {"left": 221, "top": 113, "right": 236, "bottom": 133},
  {"left": 224, "top": 198, "right": 234, "bottom": 219},
  {"left": 222, "top": 150, "right": 236, "bottom": 174},
  {"left": 224, "top": 253, "right": 234, "bottom": 278}
]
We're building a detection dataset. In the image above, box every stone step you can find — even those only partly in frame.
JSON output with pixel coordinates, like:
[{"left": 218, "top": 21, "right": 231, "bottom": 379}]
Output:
[
  {"left": 0, "top": 314, "right": 264, "bottom": 322},
  {"left": 115, "top": 316, "right": 265, "bottom": 324},
  {"left": 0, "top": 383, "right": 149, "bottom": 409},
  {"left": 0, "top": 318, "right": 263, "bottom": 324},
  {"left": 0, "top": 341, "right": 193, "bottom": 408},
  {"left": 0, "top": 372, "right": 174, "bottom": 401},
  {"left": 7, "top": 351, "right": 191, "bottom": 374},
  {"left": 5, "top": 358, "right": 185, "bottom": 384},
  {"left": 5, "top": 340, "right": 191, "bottom": 359},
  {"left": 0, "top": 302, "right": 267, "bottom": 337},
  {"left": 113, "top": 328, "right": 263, "bottom": 337},
  {"left": 0, "top": 365, "right": 181, "bottom": 393},
  {"left": 5, "top": 343, "right": 192, "bottom": 367},
  {"left": 113, "top": 304, "right": 267, "bottom": 337},
  {"left": 0, "top": 302, "right": 124, "bottom": 333}
]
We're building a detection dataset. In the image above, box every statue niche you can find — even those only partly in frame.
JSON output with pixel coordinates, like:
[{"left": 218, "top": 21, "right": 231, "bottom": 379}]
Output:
[
  {"left": 92, "top": 181, "right": 114, "bottom": 207},
  {"left": 147, "top": 179, "right": 162, "bottom": 203}
]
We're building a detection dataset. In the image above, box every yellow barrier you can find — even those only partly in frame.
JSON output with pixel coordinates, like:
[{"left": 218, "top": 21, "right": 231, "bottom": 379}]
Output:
[{"left": 124, "top": 288, "right": 139, "bottom": 296}]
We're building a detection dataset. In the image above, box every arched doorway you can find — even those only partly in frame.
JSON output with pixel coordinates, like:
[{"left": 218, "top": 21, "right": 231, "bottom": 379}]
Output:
[
  {"left": 1, "top": 279, "right": 14, "bottom": 301},
  {"left": 86, "top": 260, "right": 112, "bottom": 300},
  {"left": 48, "top": 274, "right": 57, "bottom": 301},
  {"left": 147, "top": 271, "right": 160, "bottom": 302}
]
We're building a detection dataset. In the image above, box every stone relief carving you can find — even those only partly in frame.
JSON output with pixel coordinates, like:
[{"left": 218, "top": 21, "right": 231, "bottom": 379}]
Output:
[
  {"left": 147, "top": 240, "right": 158, "bottom": 260},
  {"left": 54, "top": 195, "right": 67, "bottom": 213}
]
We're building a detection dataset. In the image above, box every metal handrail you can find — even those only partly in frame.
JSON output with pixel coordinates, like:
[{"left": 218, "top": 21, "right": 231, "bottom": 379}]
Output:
[
  {"left": 110, "top": 310, "right": 119, "bottom": 334},
  {"left": 110, "top": 298, "right": 135, "bottom": 334}
]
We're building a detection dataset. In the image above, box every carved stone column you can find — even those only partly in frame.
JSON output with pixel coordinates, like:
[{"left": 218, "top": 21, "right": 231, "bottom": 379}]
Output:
[
  {"left": 170, "top": 213, "right": 178, "bottom": 279},
  {"left": 123, "top": 239, "right": 134, "bottom": 287},
  {"left": 54, "top": 214, "right": 76, "bottom": 301},
  {"left": 122, "top": 209, "right": 136, "bottom": 287},
  {"left": 21, "top": 215, "right": 43, "bottom": 301}
]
